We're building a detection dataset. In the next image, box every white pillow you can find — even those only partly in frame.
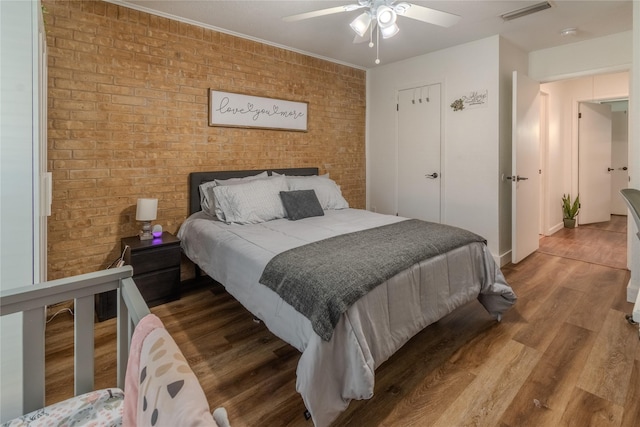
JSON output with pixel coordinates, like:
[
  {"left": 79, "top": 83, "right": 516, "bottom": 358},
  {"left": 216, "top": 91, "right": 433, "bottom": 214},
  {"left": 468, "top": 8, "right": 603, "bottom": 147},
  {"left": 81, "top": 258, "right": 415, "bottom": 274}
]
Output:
[
  {"left": 283, "top": 175, "right": 349, "bottom": 210},
  {"left": 199, "top": 171, "right": 268, "bottom": 219},
  {"left": 213, "top": 175, "right": 288, "bottom": 224}
]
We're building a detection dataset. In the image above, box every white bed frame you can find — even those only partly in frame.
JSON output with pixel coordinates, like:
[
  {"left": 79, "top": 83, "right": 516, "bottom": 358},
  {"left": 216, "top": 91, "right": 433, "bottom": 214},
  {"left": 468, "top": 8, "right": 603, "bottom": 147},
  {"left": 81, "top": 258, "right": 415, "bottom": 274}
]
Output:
[{"left": 0, "top": 266, "right": 150, "bottom": 417}]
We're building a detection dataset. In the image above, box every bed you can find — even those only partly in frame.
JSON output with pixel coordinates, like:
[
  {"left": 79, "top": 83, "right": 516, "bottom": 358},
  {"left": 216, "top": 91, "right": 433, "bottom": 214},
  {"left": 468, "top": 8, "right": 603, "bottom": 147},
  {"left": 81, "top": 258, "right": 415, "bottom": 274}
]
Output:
[{"left": 178, "top": 167, "right": 517, "bottom": 426}]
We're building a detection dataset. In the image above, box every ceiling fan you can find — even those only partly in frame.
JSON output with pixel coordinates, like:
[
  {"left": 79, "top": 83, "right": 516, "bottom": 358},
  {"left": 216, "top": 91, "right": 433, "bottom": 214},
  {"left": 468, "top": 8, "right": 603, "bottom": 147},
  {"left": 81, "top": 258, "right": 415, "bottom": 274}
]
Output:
[{"left": 283, "top": 0, "right": 461, "bottom": 64}]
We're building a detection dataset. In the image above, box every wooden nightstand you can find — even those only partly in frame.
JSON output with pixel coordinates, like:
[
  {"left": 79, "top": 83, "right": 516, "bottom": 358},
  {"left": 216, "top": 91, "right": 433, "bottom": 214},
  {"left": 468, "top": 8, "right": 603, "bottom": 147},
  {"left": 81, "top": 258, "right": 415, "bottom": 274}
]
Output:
[{"left": 96, "top": 232, "right": 181, "bottom": 321}]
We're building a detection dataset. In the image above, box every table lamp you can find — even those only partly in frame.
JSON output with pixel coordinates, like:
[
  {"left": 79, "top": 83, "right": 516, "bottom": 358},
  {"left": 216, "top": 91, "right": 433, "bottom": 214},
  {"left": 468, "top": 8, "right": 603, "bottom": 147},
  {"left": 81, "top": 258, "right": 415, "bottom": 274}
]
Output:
[{"left": 136, "top": 198, "right": 157, "bottom": 241}]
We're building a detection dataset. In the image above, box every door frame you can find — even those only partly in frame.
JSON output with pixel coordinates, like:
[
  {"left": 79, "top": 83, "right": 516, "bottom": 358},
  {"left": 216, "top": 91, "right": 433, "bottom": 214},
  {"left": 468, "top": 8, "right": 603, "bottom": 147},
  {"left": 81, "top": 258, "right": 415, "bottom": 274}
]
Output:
[
  {"left": 539, "top": 92, "right": 549, "bottom": 235},
  {"left": 394, "top": 79, "right": 445, "bottom": 221}
]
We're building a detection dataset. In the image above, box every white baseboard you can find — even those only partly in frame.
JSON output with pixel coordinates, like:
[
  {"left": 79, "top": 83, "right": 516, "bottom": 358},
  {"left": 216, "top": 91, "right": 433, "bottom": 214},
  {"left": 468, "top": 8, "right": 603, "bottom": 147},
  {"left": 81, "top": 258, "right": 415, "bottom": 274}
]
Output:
[
  {"left": 498, "top": 251, "right": 511, "bottom": 267},
  {"left": 547, "top": 222, "right": 564, "bottom": 235},
  {"left": 628, "top": 284, "right": 638, "bottom": 303},
  {"left": 629, "top": 286, "right": 640, "bottom": 323}
]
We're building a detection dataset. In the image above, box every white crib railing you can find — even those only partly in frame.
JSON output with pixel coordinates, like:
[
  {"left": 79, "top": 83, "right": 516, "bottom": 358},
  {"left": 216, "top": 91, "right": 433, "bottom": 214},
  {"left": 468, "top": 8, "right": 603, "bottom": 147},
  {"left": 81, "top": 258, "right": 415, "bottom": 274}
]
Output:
[{"left": 0, "top": 266, "right": 150, "bottom": 415}]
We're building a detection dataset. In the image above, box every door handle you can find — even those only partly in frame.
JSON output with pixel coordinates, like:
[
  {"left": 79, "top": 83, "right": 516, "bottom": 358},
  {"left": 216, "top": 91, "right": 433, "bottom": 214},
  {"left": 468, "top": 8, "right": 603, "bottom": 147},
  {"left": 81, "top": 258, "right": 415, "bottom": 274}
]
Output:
[
  {"left": 607, "top": 167, "right": 614, "bottom": 172},
  {"left": 506, "top": 175, "right": 528, "bottom": 182},
  {"left": 619, "top": 167, "right": 628, "bottom": 171},
  {"left": 425, "top": 172, "right": 439, "bottom": 179}
]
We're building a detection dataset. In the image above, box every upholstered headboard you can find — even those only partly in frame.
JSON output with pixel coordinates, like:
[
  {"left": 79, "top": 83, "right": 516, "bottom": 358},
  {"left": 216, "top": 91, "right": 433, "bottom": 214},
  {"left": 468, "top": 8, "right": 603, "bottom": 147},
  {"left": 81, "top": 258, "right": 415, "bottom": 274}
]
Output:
[{"left": 188, "top": 167, "right": 319, "bottom": 216}]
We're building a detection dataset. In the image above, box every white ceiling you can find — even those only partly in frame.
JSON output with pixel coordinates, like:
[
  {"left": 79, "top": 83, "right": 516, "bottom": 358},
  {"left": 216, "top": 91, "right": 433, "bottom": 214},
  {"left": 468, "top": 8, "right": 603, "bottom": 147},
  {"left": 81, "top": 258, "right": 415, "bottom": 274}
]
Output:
[{"left": 112, "top": 0, "right": 633, "bottom": 69}]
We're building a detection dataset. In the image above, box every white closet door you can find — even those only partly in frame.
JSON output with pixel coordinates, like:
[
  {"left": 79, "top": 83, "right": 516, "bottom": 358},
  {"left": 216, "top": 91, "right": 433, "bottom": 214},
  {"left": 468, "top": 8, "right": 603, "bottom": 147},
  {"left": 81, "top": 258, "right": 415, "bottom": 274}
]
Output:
[
  {"left": 578, "top": 102, "right": 612, "bottom": 225},
  {"left": 1, "top": 1, "right": 46, "bottom": 420},
  {"left": 397, "top": 84, "right": 441, "bottom": 222}
]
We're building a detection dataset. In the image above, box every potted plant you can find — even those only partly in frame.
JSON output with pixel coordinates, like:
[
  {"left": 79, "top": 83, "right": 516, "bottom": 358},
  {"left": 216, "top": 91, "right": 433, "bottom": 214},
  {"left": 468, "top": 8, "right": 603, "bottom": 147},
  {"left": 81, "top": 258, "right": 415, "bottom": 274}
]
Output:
[{"left": 562, "top": 193, "right": 580, "bottom": 228}]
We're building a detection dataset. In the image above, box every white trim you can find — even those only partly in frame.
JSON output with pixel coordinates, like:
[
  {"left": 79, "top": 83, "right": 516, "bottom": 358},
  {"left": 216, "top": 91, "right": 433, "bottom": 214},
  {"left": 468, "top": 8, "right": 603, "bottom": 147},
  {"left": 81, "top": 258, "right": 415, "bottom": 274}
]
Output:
[
  {"left": 548, "top": 222, "right": 564, "bottom": 235},
  {"left": 536, "top": 64, "right": 631, "bottom": 84},
  {"left": 498, "top": 251, "right": 511, "bottom": 267}
]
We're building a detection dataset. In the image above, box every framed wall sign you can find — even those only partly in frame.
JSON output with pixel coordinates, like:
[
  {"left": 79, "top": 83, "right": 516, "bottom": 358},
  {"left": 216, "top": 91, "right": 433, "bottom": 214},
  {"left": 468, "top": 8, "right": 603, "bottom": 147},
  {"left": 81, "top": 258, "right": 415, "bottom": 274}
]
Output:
[{"left": 209, "top": 90, "right": 308, "bottom": 131}]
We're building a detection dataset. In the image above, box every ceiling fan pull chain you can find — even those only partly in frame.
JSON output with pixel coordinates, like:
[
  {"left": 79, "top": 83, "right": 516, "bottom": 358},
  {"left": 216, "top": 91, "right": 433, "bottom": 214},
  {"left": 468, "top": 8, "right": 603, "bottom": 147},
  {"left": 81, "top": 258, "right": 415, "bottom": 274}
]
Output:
[
  {"left": 368, "top": 19, "right": 374, "bottom": 48},
  {"left": 375, "top": 26, "right": 380, "bottom": 64},
  {"left": 426, "top": 86, "right": 430, "bottom": 102}
]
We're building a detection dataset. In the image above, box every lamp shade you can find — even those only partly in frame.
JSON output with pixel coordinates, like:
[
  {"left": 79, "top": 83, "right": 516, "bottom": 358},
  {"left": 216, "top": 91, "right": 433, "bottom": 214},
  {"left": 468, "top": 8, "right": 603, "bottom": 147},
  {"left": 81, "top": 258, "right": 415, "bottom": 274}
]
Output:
[
  {"left": 136, "top": 198, "right": 158, "bottom": 221},
  {"left": 350, "top": 12, "right": 371, "bottom": 37},
  {"left": 376, "top": 5, "right": 396, "bottom": 27},
  {"left": 380, "top": 23, "right": 399, "bottom": 39}
]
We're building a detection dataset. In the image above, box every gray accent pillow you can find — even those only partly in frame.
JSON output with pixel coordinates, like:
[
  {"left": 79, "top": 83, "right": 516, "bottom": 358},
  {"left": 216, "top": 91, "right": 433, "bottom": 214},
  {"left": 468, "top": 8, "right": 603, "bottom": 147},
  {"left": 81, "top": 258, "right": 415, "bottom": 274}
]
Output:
[{"left": 280, "top": 190, "right": 324, "bottom": 221}]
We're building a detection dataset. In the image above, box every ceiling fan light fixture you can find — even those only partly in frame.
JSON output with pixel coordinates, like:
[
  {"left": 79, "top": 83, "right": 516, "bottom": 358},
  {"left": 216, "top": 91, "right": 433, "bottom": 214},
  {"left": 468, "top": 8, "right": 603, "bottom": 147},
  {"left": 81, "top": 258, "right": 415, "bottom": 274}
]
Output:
[
  {"left": 376, "top": 5, "right": 397, "bottom": 28},
  {"left": 350, "top": 12, "right": 372, "bottom": 37},
  {"left": 380, "top": 23, "right": 399, "bottom": 39},
  {"left": 282, "top": 0, "right": 462, "bottom": 66}
]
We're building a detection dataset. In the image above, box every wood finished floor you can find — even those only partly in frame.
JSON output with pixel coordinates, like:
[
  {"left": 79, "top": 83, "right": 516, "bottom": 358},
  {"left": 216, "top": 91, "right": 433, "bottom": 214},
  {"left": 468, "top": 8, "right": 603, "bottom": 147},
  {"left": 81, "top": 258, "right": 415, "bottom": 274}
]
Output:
[{"left": 45, "top": 215, "right": 640, "bottom": 426}]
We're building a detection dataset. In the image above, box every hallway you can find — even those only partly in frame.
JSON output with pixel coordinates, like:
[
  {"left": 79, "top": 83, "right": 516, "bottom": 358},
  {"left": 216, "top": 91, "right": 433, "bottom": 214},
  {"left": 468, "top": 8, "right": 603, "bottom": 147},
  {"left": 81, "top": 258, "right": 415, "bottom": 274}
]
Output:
[{"left": 537, "top": 215, "right": 628, "bottom": 270}]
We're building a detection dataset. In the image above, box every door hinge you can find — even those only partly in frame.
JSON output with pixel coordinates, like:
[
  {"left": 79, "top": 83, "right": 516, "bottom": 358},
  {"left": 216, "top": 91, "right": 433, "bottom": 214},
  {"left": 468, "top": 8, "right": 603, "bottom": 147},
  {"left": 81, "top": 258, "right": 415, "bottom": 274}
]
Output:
[
  {"left": 397, "top": 104, "right": 399, "bottom": 111},
  {"left": 578, "top": 112, "right": 582, "bottom": 118}
]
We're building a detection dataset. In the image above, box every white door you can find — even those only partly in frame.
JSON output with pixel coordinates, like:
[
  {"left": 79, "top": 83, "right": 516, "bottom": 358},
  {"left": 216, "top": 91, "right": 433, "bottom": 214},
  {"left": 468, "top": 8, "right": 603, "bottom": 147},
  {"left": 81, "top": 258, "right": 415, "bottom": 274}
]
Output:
[
  {"left": 578, "top": 102, "right": 612, "bottom": 224},
  {"left": 397, "top": 84, "right": 441, "bottom": 222},
  {"left": 512, "top": 71, "right": 540, "bottom": 264},
  {"left": 610, "top": 107, "right": 628, "bottom": 215}
]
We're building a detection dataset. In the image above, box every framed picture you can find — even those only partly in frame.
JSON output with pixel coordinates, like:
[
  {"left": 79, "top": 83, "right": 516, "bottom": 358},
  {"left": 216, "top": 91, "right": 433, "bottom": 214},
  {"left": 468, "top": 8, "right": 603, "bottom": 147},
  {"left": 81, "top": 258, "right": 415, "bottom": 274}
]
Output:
[{"left": 209, "top": 90, "right": 308, "bottom": 131}]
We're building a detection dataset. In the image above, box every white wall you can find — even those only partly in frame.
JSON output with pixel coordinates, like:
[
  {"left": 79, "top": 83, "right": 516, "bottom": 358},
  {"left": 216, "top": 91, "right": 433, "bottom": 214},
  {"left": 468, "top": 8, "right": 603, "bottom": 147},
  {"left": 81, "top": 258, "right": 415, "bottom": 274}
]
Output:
[
  {"left": 529, "top": 31, "right": 632, "bottom": 82},
  {"left": 537, "top": 79, "right": 571, "bottom": 233},
  {"left": 0, "top": 0, "right": 43, "bottom": 420},
  {"left": 367, "top": 35, "right": 505, "bottom": 257}
]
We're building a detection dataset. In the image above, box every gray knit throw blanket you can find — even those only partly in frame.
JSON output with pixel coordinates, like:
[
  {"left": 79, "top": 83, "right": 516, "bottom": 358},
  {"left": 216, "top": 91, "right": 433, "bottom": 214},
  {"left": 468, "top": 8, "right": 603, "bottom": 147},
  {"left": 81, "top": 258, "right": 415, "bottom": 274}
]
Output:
[{"left": 259, "top": 219, "right": 486, "bottom": 341}]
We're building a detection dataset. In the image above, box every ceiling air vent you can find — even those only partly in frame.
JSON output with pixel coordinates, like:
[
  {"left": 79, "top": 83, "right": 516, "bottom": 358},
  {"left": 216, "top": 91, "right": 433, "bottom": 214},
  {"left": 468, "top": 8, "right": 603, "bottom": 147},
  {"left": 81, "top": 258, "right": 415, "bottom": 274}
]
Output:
[{"left": 500, "top": 1, "right": 552, "bottom": 21}]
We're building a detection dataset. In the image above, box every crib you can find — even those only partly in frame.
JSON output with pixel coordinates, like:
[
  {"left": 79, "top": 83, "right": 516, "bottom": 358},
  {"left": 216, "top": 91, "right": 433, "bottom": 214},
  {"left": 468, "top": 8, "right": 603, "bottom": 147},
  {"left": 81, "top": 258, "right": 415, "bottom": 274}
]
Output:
[{"left": 0, "top": 266, "right": 230, "bottom": 426}]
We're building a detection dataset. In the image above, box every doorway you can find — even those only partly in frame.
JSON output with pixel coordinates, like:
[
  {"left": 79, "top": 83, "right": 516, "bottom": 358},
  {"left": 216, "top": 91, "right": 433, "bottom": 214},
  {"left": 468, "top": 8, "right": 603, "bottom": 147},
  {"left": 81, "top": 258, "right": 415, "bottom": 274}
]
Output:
[
  {"left": 538, "top": 72, "right": 629, "bottom": 235},
  {"left": 577, "top": 99, "right": 629, "bottom": 225}
]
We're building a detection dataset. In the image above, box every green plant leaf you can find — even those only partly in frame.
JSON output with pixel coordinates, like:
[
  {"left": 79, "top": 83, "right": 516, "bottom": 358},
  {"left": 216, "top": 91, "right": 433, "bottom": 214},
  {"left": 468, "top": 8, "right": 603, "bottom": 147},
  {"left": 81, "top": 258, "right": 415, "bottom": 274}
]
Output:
[{"left": 562, "top": 193, "right": 580, "bottom": 219}]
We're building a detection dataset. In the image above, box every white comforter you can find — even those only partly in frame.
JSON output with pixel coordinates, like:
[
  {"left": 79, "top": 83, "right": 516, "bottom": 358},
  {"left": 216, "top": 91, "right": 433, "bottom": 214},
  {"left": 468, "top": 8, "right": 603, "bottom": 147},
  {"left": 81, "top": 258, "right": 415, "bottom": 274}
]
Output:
[{"left": 178, "top": 209, "right": 515, "bottom": 426}]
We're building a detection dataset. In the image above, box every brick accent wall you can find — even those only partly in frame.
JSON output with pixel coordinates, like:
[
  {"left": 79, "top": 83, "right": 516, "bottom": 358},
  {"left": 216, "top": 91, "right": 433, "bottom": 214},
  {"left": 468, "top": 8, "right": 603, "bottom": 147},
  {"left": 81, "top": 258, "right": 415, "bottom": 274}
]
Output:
[{"left": 43, "top": 0, "right": 366, "bottom": 280}]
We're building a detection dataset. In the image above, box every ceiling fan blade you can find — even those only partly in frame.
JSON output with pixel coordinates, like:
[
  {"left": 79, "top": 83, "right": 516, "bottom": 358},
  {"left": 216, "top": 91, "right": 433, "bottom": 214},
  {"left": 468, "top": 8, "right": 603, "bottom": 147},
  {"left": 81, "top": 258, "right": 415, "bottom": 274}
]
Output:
[
  {"left": 399, "top": 3, "right": 460, "bottom": 28},
  {"left": 283, "top": 4, "right": 364, "bottom": 22}
]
